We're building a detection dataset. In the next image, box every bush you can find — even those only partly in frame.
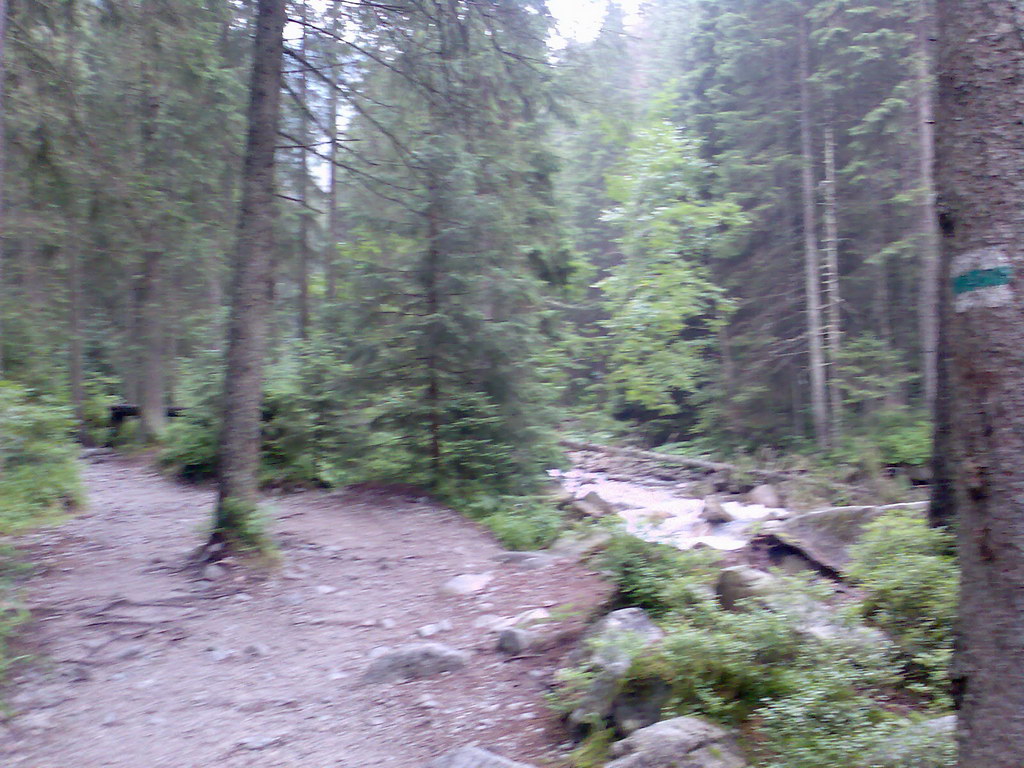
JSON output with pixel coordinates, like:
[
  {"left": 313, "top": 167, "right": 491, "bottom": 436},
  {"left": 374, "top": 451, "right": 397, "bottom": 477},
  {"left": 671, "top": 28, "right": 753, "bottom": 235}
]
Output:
[
  {"left": 554, "top": 530, "right": 955, "bottom": 767},
  {"left": 847, "top": 509, "right": 957, "bottom": 703},
  {"left": 0, "top": 381, "right": 83, "bottom": 532},
  {"left": 459, "top": 495, "right": 566, "bottom": 551},
  {"left": 597, "top": 533, "right": 721, "bottom": 616}
]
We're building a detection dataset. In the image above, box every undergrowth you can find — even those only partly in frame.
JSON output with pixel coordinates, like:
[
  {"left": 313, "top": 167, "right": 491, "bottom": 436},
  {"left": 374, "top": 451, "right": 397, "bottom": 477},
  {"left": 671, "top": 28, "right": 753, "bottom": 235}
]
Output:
[{"left": 556, "top": 527, "right": 956, "bottom": 768}]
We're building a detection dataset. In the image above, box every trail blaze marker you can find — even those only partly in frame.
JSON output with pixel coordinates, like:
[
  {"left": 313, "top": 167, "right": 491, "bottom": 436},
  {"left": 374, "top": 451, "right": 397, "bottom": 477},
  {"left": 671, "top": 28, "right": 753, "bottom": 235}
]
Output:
[{"left": 952, "top": 247, "right": 1015, "bottom": 313}]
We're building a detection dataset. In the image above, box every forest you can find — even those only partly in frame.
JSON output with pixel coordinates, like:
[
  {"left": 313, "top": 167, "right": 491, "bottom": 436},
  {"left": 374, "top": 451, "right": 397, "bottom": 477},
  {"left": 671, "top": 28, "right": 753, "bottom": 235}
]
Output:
[{"left": 0, "top": 0, "right": 1021, "bottom": 766}]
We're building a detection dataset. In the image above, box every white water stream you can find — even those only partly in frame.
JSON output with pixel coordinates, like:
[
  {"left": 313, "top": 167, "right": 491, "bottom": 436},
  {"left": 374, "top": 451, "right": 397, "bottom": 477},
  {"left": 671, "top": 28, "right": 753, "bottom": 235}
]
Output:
[{"left": 553, "top": 467, "right": 788, "bottom": 552}]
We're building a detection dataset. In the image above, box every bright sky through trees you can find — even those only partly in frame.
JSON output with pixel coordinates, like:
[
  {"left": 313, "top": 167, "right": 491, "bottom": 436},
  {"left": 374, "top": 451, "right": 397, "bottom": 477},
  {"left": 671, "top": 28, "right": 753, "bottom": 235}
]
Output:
[{"left": 548, "top": 0, "right": 642, "bottom": 44}]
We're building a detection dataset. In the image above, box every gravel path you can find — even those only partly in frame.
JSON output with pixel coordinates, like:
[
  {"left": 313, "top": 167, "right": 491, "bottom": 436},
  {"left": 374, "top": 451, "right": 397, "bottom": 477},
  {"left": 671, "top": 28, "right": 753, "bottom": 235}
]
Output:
[{"left": 1, "top": 455, "right": 609, "bottom": 767}]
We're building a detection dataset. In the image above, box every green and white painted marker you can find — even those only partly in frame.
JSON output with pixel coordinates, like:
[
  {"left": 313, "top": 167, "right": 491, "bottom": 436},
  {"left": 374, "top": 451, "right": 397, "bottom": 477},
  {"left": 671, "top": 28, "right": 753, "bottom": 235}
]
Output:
[{"left": 952, "top": 246, "right": 1015, "bottom": 313}]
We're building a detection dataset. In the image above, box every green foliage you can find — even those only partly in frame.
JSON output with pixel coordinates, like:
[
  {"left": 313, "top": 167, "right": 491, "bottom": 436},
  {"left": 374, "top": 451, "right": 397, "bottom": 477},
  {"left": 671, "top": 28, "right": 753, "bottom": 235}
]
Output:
[
  {"left": 568, "top": 727, "right": 615, "bottom": 768},
  {"left": 559, "top": 530, "right": 955, "bottom": 766},
  {"left": 212, "top": 497, "right": 271, "bottom": 552},
  {"left": 598, "top": 533, "right": 722, "bottom": 616},
  {"left": 0, "top": 381, "right": 83, "bottom": 533},
  {"left": 598, "top": 93, "right": 742, "bottom": 417},
  {"left": 459, "top": 495, "right": 566, "bottom": 551},
  {"left": 848, "top": 509, "right": 957, "bottom": 703}
]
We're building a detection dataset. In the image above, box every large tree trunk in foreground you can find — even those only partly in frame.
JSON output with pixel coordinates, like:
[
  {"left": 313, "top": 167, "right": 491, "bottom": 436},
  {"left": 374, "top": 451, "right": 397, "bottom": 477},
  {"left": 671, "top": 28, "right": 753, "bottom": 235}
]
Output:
[
  {"left": 213, "top": 0, "right": 287, "bottom": 543},
  {"left": 935, "top": 2, "right": 1024, "bottom": 764}
]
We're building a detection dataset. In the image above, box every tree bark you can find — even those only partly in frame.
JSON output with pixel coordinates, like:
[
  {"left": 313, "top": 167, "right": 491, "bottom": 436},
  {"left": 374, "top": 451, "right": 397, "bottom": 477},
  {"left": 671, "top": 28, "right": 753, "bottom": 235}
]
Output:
[
  {"left": 935, "top": 1, "right": 1024, "bottom": 763},
  {"left": 296, "top": 0, "right": 310, "bottom": 339},
  {"left": 822, "top": 121, "right": 842, "bottom": 442},
  {"left": 0, "top": 0, "right": 7, "bottom": 378},
  {"left": 325, "top": 5, "right": 341, "bottom": 303},
  {"left": 138, "top": 250, "right": 166, "bottom": 441},
  {"left": 917, "top": 0, "right": 941, "bottom": 411},
  {"left": 213, "top": 0, "right": 287, "bottom": 541},
  {"left": 68, "top": 235, "right": 86, "bottom": 441},
  {"left": 799, "top": 16, "right": 829, "bottom": 450}
]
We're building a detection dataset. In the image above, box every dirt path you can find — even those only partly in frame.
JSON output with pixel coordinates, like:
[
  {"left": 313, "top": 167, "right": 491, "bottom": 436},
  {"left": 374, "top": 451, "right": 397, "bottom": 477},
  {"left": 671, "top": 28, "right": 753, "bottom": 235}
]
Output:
[{"left": 1, "top": 455, "right": 609, "bottom": 767}]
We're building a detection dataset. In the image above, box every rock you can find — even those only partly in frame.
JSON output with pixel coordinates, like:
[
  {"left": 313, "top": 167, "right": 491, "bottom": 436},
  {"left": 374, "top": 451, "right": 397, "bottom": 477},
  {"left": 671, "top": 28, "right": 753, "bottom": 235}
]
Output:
[
  {"left": 715, "top": 566, "right": 777, "bottom": 611},
  {"left": 418, "top": 622, "right": 452, "bottom": 638},
  {"left": 426, "top": 746, "right": 536, "bottom": 768},
  {"left": 361, "top": 643, "right": 469, "bottom": 683},
  {"left": 700, "top": 498, "right": 734, "bottom": 524},
  {"left": 201, "top": 563, "right": 225, "bottom": 581},
  {"left": 492, "top": 551, "right": 557, "bottom": 570},
  {"left": 606, "top": 717, "right": 747, "bottom": 768},
  {"left": 441, "top": 573, "right": 494, "bottom": 596},
  {"left": 747, "top": 484, "right": 781, "bottom": 508},
  {"left": 612, "top": 677, "right": 673, "bottom": 735},
  {"left": 866, "top": 715, "right": 955, "bottom": 767},
  {"left": 498, "top": 628, "right": 538, "bottom": 655},
  {"left": 515, "top": 607, "right": 550, "bottom": 626},
  {"left": 238, "top": 733, "right": 287, "bottom": 750},
  {"left": 549, "top": 531, "right": 613, "bottom": 560},
  {"left": 567, "top": 608, "right": 664, "bottom": 732},
  {"left": 770, "top": 502, "right": 927, "bottom": 574},
  {"left": 581, "top": 491, "right": 617, "bottom": 515}
]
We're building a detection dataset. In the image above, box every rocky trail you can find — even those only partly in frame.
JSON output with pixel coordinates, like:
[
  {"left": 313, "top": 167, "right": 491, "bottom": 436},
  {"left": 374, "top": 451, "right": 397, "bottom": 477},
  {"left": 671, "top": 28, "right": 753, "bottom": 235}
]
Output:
[{"left": 0, "top": 455, "right": 611, "bottom": 768}]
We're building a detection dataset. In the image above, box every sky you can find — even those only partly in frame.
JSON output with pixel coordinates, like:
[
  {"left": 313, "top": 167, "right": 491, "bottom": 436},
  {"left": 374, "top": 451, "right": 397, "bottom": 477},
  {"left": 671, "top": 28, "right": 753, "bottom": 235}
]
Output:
[{"left": 547, "top": 0, "right": 643, "bottom": 45}]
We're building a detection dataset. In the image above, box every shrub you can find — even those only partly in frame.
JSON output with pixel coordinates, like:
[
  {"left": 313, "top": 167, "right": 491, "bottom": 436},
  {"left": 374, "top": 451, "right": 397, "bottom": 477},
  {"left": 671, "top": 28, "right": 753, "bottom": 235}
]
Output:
[
  {"left": 597, "top": 533, "right": 721, "bottom": 616},
  {"left": 459, "top": 495, "right": 566, "bottom": 551},
  {"left": 847, "top": 509, "right": 957, "bottom": 703},
  {"left": 0, "top": 381, "right": 83, "bottom": 532}
]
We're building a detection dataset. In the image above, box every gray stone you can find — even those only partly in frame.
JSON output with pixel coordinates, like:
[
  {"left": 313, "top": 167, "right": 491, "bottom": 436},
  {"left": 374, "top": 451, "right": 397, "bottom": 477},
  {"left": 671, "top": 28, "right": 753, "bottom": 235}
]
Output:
[
  {"left": 580, "top": 491, "right": 617, "bottom": 516},
  {"left": 441, "top": 573, "right": 493, "bottom": 596},
  {"left": 548, "top": 531, "right": 613, "bottom": 560},
  {"left": 498, "top": 628, "right": 538, "bottom": 655},
  {"left": 201, "top": 563, "right": 225, "bottom": 581},
  {"left": 567, "top": 608, "right": 665, "bottom": 732},
  {"left": 715, "top": 567, "right": 777, "bottom": 611},
  {"left": 747, "top": 484, "right": 781, "bottom": 508},
  {"left": 361, "top": 643, "right": 469, "bottom": 684},
  {"left": 492, "top": 551, "right": 557, "bottom": 570},
  {"left": 426, "top": 746, "right": 536, "bottom": 768},
  {"left": 771, "top": 502, "right": 927, "bottom": 574},
  {"left": 606, "top": 717, "right": 747, "bottom": 768},
  {"left": 612, "top": 677, "right": 673, "bottom": 735},
  {"left": 700, "top": 498, "right": 734, "bottom": 524}
]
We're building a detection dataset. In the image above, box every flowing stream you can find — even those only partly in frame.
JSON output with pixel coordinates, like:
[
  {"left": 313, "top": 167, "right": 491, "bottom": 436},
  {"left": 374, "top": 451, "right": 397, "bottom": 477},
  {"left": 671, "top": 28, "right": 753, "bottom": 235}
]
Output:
[{"left": 553, "top": 467, "right": 787, "bottom": 551}]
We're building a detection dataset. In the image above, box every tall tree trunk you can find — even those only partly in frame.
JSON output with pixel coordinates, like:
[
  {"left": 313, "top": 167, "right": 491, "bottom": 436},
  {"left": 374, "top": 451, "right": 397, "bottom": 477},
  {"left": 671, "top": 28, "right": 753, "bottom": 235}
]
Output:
[
  {"left": 935, "top": 1, "right": 1024, "bottom": 763},
  {"left": 213, "top": 0, "right": 287, "bottom": 542},
  {"left": 325, "top": 6, "right": 341, "bottom": 303},
  {"left": 799, "top": 16, "right": 829, "bottom": 450},
  {"left": 822, "top": 121, "right": 843, "bottom": 441},
  {"left": 138, "top": 250, "right": 166, "bottom": 440},
  {"left": 928, "top": 236, "right": 955, "bottom": 527},
  {"left": 0, "top": 0, "right": 7, "bottom": 378},
  {"left": 296, "top": 0, "right": 310, "bottom": 339},
  {"left": 917, "top": 0, "right": 941, "bottom": 411},
  {"left": 68, "top": 236, "right": 86, "bottom": 441}
]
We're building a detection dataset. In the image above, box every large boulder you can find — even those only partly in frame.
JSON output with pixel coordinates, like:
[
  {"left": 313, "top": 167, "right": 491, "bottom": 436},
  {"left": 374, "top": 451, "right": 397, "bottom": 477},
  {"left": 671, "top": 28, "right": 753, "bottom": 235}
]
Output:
[
  {"left": 362, "top": 643, "right": 468, "bottom": 683},
  {"left": 567, "top": 608, "right": 664, "bottom": 732},
  {"left": 769, "top": 502, "right": 927, "bottom": 575},
  {"left": 605, "top": 717, "right": 747, "bottom": 768},
  {"left": 426, "top": 747, "right": 536, "bottom": 768}
]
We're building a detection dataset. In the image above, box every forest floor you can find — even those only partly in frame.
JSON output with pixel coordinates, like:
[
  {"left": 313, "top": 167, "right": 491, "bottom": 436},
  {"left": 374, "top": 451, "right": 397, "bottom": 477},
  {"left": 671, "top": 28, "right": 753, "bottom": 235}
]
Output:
[{"left": 1, "top": 454, "right": 611, "bottom": 768}]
